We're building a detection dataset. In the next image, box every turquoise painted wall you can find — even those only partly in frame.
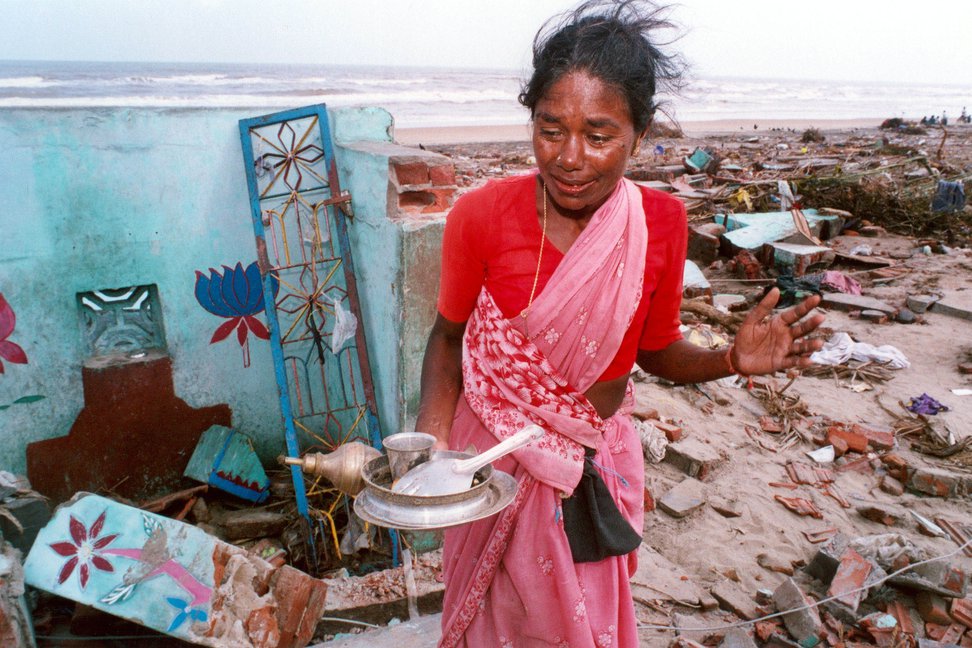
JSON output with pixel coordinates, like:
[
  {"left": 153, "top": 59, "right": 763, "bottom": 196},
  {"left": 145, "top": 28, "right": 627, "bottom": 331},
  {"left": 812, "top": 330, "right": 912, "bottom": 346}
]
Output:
[{"left": 0, "top": 105, "right": 412, "bottom": 475}]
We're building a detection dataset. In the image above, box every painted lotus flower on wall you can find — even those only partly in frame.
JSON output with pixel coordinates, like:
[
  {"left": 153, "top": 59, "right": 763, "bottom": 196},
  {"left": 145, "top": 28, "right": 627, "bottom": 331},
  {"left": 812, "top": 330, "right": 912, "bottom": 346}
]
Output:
[
  {"left": 0, "top": 292, "right": 28, "bottom": 374},
  {"left": 194, "top": 262, "right": 279, "bottom": 367}
]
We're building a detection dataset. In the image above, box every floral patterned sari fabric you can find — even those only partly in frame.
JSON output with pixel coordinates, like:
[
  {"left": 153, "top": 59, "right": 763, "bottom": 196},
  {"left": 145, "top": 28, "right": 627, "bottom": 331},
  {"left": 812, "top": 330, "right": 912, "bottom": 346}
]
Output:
[{"left": 440, "top": 179, "right": 649, "bottom": 648}]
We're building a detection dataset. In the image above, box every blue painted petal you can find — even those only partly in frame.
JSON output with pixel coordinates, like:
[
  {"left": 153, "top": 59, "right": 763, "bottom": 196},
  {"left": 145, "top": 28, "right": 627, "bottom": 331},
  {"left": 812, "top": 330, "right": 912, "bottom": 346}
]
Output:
[
  {"left": 231, "top": 262, "right": 250, "bottom": 313},
  {"left": 205, "top": 269, "right": 235, "bottom": 317},
  {"left": 194, "top": 272, "right": 229, "bottom": 317},
  {"left": 243, "top": 262, "right": 265, "bottom": 314},
  {"left": 190, "top": 609, "right": 209, "bottom": 622},
  {"left": 168, "top": 612, "right": 188, "bottom": 633},
  {"left": 167, "top": 597, "right": 188, "bottom": 609},
  {"left": 219, "top": 265, "right": 245, "bottom": 316}
]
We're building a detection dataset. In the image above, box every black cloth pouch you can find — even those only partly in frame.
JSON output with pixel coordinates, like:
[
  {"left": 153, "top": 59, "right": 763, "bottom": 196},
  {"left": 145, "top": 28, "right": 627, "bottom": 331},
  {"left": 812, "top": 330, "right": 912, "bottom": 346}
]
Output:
[{"left": 561, "top": 448, "right": 642, "bottom": 563}]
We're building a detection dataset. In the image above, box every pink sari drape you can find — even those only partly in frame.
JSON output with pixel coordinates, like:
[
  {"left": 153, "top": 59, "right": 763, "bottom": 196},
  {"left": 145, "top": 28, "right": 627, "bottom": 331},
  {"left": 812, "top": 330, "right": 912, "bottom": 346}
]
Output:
[{"left": 440, "top": 178, "right": 649, "bottom": 648}]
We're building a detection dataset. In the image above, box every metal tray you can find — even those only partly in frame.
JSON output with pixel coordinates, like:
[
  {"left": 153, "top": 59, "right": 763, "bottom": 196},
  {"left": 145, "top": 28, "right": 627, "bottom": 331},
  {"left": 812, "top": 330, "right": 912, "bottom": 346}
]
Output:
[{"left": 353, "top": 470, "right": 517, "bottom": 530}]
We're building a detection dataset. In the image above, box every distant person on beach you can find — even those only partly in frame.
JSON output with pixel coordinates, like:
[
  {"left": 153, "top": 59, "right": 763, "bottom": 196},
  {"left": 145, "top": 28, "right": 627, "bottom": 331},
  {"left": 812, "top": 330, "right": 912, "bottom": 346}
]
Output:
[{"left": 416, "top": 1, "right": 825, "bottom": 646}]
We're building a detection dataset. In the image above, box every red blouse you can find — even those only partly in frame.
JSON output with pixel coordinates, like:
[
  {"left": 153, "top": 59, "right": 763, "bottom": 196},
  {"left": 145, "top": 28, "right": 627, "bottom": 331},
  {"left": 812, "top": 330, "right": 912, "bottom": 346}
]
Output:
[{"left": 437, "top": 173, "right": 686, "bottom": 382}]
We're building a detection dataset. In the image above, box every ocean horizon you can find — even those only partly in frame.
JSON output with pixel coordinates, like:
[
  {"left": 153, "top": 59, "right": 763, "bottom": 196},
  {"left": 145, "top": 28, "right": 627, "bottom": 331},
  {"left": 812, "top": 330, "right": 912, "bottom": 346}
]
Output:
[{"left": 2, "top": 59, "right": 970, "bottom": 129}]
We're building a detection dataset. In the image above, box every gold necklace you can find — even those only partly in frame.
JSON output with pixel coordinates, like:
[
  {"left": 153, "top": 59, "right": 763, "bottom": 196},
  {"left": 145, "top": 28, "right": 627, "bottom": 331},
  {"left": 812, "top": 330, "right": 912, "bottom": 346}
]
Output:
[{"left": 520, "top": 182, "right": 548, "bottom": 335}]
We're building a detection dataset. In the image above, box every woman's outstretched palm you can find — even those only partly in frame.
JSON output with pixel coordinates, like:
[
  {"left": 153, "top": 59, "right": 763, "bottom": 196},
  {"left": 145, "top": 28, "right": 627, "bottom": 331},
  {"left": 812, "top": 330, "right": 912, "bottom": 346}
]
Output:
[{"left": 732, "top": 288, "right": 825, "bottom": 376}]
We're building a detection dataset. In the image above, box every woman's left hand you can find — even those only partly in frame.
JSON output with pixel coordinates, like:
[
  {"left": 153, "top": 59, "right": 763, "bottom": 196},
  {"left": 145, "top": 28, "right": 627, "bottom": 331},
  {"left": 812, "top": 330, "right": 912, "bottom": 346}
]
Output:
[{"left": 730, "top": 288, "right": 825, "bottom": 377}]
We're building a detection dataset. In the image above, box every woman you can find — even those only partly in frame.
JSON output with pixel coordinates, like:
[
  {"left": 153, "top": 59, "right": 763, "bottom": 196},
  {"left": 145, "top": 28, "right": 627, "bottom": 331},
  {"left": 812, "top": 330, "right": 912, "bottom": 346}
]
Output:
[{"left": 416, "top": 2, "right": 825, "bottom": 646}]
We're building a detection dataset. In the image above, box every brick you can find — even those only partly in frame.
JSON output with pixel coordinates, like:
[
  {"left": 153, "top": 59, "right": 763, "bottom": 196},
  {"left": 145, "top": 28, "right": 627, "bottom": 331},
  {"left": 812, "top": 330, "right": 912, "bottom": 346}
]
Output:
[
  {"left": 857, "top": 503, "right": 906, "bottom": 526},
  {"left": 829, "top": 435, "right": 849, "bottom": 457},
  {"left": 918, "top": 593, "right": 955, "bottom": 626},
  {"left": 658, "top": 478, "right": 706, "bottom": 518},
  {"left": 428, "top": 164, "right": 455, "bottom": 186},
  {"left": 764, "top": 242, "right": 836, "bottom": 276},
  {"left": 958, "top": 363, "right": 972, "bottom": 375},
  {"left": 860, "top": 612, "right": 901, "bottom": 647},
  {"left": 654, "top": 420, "right": 683, "bottom": 443},
  {"left": 772, "top": 577, "right": 823, "bottom": 643},
  {"left": 827, "top": 424, "right": 868, "bottom": 454},
  {"left": 952, "top": 597, "right": 972, "bottom": 628},
  {"left": 850, "top": 423, "right": 896, "bottom": 451},
  {"left": 688, "top": 228, "right": 721, "bottom": 265},
  {"left": 942, "top": 624, "right": 967, "bottom": 645},
  {"left": 909, "top": 467, "right": 962, "bottom": 498},
  {"left": 757, "top": 551, "right": 795, "bottom": 576},
  {"left": 806, "top": 534, "right": 850, "bottom": 583},
  {"left": 880, "top": 475, "right": 905, "bottom": 496},
  {"left": 926, "top": 623, "right": 950, "bottom": 641},
  {"left": 664, "top": 437, "right": 722, "bottom": 480},
  {"left": 827, "top": 548, "right": 872, "bottom": 612},
  {"left": 887, "top": 599, "right": 917, "bottom": 637},
  {"left": 393, "top": 161, "right": 431, "bottom": 186},
  {"left": 712, "top": 580, "right": 758, "bottom": 620}
]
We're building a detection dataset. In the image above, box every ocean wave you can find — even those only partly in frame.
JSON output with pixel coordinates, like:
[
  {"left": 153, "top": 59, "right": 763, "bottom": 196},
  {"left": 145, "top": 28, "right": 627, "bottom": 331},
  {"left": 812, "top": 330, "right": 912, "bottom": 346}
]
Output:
[{"left": 0, "top": 76, "right": 49, "bottom": 88}]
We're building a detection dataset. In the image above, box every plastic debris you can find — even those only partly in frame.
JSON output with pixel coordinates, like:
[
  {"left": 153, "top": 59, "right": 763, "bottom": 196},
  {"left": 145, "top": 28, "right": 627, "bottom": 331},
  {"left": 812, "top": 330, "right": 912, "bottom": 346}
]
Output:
[
  {"left": 930, "top": 179, "right": 966, "bottom": 212},
  {"left": 906, "top": 393, "right": 949, "bottom": 415},
  {"left": 330, "top": 295, "right": 358, "bottom": 353},
  {"left": 809, "top": 332, "right": 910, "bottom": 369}
]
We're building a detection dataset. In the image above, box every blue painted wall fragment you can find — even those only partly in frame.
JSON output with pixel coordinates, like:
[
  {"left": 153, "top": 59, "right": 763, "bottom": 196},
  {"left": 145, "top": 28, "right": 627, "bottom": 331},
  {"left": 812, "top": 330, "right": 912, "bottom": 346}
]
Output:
[
  {"left": 714, "top": 209, "right": 843, "bottom": 252},
  {"left": 183, "top": 425, "right": 270, "bottom": 503},
  {"left": 24, "top": 493, "right": 216, "bottom": 644}
]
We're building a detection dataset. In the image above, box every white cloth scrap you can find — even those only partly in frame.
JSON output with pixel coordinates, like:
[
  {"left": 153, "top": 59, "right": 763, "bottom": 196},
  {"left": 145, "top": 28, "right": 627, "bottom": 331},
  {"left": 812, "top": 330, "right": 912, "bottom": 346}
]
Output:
[{"left": 810, "top": 332, "right": 910, "bottom": 369}]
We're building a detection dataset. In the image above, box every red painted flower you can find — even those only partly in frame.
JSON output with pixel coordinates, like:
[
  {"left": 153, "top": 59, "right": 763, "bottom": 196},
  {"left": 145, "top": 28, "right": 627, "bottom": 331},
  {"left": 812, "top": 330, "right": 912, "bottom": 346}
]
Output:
[
  {"left": 0, "top": 293, "right": 28, "bottom": 374},
  {"left": 49, "top": 511, "right": 118, "bottom": 589}
]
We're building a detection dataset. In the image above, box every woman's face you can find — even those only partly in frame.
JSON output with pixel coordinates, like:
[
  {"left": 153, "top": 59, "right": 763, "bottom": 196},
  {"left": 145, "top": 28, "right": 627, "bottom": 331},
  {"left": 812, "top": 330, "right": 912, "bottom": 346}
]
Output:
[{"left": 532, "top": 70, "right": 638, "bottom": 222}]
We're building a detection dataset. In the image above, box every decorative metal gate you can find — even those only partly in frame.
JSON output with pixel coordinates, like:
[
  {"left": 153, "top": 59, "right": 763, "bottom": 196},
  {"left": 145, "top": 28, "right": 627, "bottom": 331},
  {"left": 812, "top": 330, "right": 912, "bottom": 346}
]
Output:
[{"left": 238, "top": 105, "right": 382, "bottom": 531}]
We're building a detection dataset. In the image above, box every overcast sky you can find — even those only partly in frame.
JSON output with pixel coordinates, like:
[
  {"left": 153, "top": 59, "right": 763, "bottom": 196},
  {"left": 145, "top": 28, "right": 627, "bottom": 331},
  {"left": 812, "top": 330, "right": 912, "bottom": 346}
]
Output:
[{"left": 2, "top": 0, "right": 971, "bottom": 84}]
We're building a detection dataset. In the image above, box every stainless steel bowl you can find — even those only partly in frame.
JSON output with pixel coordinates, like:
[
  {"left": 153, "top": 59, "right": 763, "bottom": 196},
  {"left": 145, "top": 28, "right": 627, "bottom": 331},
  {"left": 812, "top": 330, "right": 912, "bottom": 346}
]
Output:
[
  {"left": 355, "top": 452, "right": 517, "bottom": 530},
  {"left": 360, "top": 451, "right": 493, "bottom": 505}
]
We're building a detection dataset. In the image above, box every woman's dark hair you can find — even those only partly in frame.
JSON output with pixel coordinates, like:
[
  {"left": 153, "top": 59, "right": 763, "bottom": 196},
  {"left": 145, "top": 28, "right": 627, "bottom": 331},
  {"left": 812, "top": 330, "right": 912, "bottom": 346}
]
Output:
[{"left": 519, "top": 0, "right": 685, "bottom": 134}]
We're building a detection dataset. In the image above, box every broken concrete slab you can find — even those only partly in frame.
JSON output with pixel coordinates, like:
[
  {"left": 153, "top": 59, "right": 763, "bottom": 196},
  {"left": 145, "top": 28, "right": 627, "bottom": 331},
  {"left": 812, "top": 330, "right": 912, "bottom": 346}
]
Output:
[
  {"left": 890, "top": 560, "right": 968, "bottom": 598},
  {"left": 772, "top": 577, "right": 823, "bottom": 642},
  {"left": 711, "top": 580, "right": 758, "bottom": 620},
  {"left": 630, "top": 544, "right": 707, "bottom": 607},
  {"left": 664, "top": 437, "right": 723, "bottom": 480},
  {"left": 184, "top": 425, "right": 270, "bottom": 503},
  {"left": 907, "top": 294, "right": 940, "bottom": 314},
  {"left": 24, "top": 492, "right": 327, "bottom": 647},
  {"left": 320, "top": 551, "right": 444, "bottom": 634},
  {"left": 313, "top": 613, "right": 441, "bottom": 648},
  {"left": 763, "top": 242, "right": 836, "bottom": 276},
  {"left": 820, "top": 292, "right": 899, "bottom": 316},
  {"left": 658, "top": 478, "right": 706, "bottom": 518},
  {"left": 719, "top": 627, "right": 758, "bottom": 648},
  {"left": 931, "top": 295, "right": 972, "bottom": 322},
  {"left": 715, "top": 209, "right": 841, "bottom": 254}
]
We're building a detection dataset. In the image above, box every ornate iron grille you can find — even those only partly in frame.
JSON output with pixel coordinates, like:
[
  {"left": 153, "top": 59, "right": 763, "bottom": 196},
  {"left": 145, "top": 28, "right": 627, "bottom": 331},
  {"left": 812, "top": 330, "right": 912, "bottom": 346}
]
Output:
[{"left": 239, "top": 106, "right": 382, "bottom": 526}]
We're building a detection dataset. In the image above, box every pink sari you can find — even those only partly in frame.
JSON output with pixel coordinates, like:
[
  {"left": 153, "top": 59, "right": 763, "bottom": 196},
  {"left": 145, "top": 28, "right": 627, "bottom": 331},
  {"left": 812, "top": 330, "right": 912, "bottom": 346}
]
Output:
[{"left": 440, "top": 178, "right": 648, "bottom": 648}]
